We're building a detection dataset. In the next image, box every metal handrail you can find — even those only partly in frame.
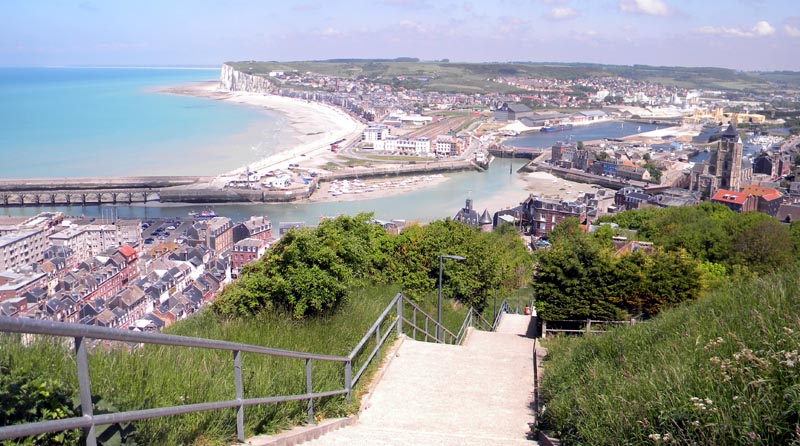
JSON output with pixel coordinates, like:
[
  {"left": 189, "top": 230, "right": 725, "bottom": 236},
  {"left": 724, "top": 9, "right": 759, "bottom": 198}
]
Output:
[
  {"left": 492, "top": 300, "right": 515, "bottom": 330},
  {"left": 0, "top": 291, "right": 490, "bottom": 445}
]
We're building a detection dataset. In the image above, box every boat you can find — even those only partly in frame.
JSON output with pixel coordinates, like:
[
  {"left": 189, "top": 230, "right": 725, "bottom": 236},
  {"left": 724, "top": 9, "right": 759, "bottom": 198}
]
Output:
[
  {"left": 188, "top": 210, "right": 218, "bottom": 218},
  {"left": 540, "top": 124, "right": 574, "bottom": 133}
]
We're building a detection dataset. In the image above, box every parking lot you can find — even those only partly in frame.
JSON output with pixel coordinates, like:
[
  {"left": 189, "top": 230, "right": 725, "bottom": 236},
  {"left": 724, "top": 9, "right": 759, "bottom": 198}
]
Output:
[{"left": 141, "top": 218, "right": 193, "bottom": 247}]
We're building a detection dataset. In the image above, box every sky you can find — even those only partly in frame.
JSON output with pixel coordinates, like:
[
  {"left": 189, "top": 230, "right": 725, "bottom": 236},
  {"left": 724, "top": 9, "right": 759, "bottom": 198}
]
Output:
[{"left": 1, "top": 0, "right": 799, "bottom": 71}]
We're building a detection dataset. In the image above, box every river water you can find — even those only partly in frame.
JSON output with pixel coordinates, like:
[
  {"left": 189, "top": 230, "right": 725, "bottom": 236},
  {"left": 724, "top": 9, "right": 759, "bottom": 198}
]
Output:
[{"left": 1, "top": 122, "right": 662, "bottom": 225}]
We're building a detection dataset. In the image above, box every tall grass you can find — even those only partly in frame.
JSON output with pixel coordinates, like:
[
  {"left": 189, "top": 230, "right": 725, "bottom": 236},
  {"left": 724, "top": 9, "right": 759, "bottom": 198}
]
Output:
[
  {"left": 539, "top": 269, "right": 800, "bottom": 445},
  {"left": 1, "top": 284, "right": 474, "bottom": 446}
]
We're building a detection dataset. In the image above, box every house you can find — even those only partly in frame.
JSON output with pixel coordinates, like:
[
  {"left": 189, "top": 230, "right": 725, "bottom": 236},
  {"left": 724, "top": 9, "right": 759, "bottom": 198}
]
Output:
[
  {"left": 710, "top": 189, "right": 757, "bottom": 213},
  {"left": 231, "top": 238, "right": 269, "bottom": 277},
  {"left": 521, "top": 195, "right": 587, "bottom": 237},
  {"left": 232, "top": 216, "right": 272, "bottom": 243},
  {"left": 453, "top": 198, "right": 480, "bottom": 227}
]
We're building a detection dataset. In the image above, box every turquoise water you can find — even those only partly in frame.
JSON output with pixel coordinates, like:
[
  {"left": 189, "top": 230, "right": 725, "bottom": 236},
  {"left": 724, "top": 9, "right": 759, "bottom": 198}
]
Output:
[{"left": 0, "top": 67, "right": 287, "bottom": 178}]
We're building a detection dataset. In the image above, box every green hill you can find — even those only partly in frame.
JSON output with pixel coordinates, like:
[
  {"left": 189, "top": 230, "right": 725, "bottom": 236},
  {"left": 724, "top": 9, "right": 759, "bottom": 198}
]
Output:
[
  {"left": 539, "top": 268, "right": 800, "bottom": 445},
  {"left": 227, "top": 60, "right": 800, "bottom": 93}
]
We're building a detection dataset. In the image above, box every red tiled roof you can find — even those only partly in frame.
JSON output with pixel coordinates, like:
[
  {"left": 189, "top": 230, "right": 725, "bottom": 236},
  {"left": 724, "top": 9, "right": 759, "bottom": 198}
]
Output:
[
  {"left": 118, "top": 245, "right": 136, "bottom": 257},
  {"left": 741, "top": 185, "right": 782, "bottom": 201},
  {"left": 711, "top": 189, "right": 749, "bottom": 205}
]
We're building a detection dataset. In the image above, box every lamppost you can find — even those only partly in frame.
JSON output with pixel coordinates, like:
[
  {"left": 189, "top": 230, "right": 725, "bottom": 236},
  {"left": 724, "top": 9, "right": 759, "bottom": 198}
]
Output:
[{"left": 437, "top": 254, "right": 466, "bottom": 342}]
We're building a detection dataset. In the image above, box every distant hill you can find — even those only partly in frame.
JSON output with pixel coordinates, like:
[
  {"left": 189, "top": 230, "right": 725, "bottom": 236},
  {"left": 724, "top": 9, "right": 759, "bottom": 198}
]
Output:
[{"left": 226, "top": 60, "right": 800, "bottom": 94}]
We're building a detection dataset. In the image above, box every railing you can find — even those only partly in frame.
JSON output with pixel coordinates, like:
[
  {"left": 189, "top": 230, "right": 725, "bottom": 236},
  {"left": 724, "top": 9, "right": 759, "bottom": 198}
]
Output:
[
  {"left": 492, "top": 300, "right": 515, "bottom": 330},
  {"left": 0, "top": 292, "right": 483, "bottom": 446},
  {"left": 541, "top": 318, "right": 634, "bottom": 337}
]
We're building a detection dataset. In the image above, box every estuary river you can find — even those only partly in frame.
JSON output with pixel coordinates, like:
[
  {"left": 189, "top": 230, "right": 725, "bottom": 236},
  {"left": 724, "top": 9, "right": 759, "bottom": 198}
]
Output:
[{"left": 0, "top": 122, "right": 659, "bottom": 225}]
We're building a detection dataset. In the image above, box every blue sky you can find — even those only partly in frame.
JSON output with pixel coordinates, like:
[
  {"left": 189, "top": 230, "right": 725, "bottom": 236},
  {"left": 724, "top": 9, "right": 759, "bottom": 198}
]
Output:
[{"left": 1, "top": 0, "right": 798, "bottom": 70}]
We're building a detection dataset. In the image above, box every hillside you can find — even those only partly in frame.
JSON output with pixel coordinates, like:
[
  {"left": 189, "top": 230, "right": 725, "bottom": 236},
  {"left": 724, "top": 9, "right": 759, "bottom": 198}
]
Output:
[
  {"left": 226, "top": 60, "right": 800, "bottom": 93},
  {"left": 539, "top": 268, "right": 800, "bottom": 445}
]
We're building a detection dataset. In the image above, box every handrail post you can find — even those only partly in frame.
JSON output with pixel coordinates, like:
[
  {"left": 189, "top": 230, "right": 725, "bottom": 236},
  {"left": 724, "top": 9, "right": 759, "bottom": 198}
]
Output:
[
  {"left": 396, "top": 295, "right": 403, "bottom": 336},
  {"left": 412, "top": 309, "right": 417, "bottom": 340},
  {"left": 344, "top": 360, "right": 352, "bottom": 403},
  {"left": 74, "top": 336, "right": 96, "bottom": 446},
  {"left": 306, "top": 359, "right": 314, "bottom": 425},
  {"left": 233, "top": 350, "right": 244, "bottom": 442}
]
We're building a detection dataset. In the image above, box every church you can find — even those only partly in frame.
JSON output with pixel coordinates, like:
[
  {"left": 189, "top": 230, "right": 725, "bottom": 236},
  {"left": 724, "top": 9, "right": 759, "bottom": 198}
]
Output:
[{"left": 688, "top": 123, "right": 743, "bottom": 197}]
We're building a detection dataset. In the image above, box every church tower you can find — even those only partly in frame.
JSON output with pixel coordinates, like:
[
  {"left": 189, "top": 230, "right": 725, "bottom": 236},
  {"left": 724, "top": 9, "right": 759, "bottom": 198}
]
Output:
[{"left": 714, "top": 123, "right": 743, "bottom": 191}]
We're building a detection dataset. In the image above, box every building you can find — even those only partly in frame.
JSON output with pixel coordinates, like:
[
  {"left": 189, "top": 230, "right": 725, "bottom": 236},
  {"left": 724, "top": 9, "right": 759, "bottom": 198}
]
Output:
[
  {"left": 0, "top": 268, "right": 47, "bottom": 302},
  {"left": 751, "top": 152, "right": 791, "bottom": 180},
  {"left": 740, "top": 185, "right": 783, "bottom": 216},
  {"left": 521, "top": 195, "right": 587, "bottom": 237},
  {"left": 376, "top": 135, "right": 431, "bottom": 156},
  {"left": 206, "top": 217, "right": 234, "bottom": 254},
  {"left": 454, "top": 198, "right": 480, "bottom": 227},
  {"left": 689, "top": 123, "right": 743, "bottom": 197},
  {"left": 615, "top": 187, "right": 652, "bottom": 211},
  {"left": 0, "top": 229, "right": 48, "bottom": 271},
  {"left": 50, "top": 226, "right": 90, "bottom": 263},
  {"left": 710, "top": 189, "right": 757, "bottom": 213},
  {"left": 616, "top": 165, "right": 651, "bottom": 182},
  {"left": 493, "top": 102, "right": 533, "bottom": 122},
  {"left": 233, "top": 216, "right": 273, "bottom": 244},
  {"left": 231, "top": 238, "right": 269, "bottom": 277},
  {"left": 435, "top": 135, "right": 458, "bottom": 157},
  {"left": 362, "top": 124, "right": 390, "bottom": 143}
]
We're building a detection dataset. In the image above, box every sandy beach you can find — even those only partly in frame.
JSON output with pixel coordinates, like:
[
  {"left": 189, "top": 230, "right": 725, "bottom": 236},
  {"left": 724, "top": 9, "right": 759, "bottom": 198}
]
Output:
[{"left": 163, "top": 82, "right": 365, "bottom": 179}]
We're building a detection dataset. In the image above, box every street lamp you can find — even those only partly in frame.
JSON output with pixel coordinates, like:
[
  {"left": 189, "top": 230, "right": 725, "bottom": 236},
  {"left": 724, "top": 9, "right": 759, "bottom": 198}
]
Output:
[{"left": 437, "top": 254, "right": 466, "bottom": 342}]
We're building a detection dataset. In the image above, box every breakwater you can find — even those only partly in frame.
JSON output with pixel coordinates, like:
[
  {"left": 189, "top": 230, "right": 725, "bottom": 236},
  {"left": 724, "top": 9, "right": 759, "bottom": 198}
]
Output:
[{"left": 0, "top": 160, "right": 481, "bottom": 207}]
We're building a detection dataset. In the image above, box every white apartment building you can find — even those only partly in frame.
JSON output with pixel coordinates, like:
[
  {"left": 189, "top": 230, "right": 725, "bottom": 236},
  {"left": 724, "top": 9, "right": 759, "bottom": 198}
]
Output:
[
  {"left": 50, "top": 222, "right": 141, "bottom": 263},
  {"left": 376, "top": 135, "right": 432, "bottom": 156},
  {"left": 0, "top": 229, "right": 48, "bottom": 271},
  {"left": 50, "top": 226, "right": 90, "bottom": 263},
  {"left": 362, "top": 124, "right": 390, "bottom": 143}
]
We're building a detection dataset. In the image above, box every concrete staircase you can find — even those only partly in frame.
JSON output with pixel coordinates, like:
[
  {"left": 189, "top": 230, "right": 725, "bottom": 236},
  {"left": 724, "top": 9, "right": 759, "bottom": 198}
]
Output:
[{"left": 296, "top": 313, "right": 538, "bottom": 446}]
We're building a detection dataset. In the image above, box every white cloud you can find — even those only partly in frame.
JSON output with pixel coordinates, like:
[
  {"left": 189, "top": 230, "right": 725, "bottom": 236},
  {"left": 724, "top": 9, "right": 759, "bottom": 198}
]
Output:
[
  {"left": 697, "top": 20, "right": 775, "bottom": 38},
  {"left": 316, "top": 27, "right": 344, "bottom": 37},
  {"left": 785, "top": 25, "right": 800, "bottom": 37},
  {"left": 619, "top": 0, "right": 670, "bottom": 16},
  {"left": 545, "top": 7, "right": 579, "bottom": 20}
]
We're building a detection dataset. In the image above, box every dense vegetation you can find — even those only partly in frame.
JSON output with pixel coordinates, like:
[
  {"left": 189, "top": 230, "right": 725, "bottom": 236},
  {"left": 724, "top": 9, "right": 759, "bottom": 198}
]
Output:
[
  {"left": 539, "top": 203, "right": 800, "bottom": 445},
  {"left": 540, "top": 268, "right": 800, "bottom": 445},
  {"left": 535, "top": 203, "right": 800, "bottom": 321},
  {"left": 213, "top": 213, "right": 533, "bottom": 319},
  {"left": 533, "top": 218, "right": 700, "bottom": 321}
]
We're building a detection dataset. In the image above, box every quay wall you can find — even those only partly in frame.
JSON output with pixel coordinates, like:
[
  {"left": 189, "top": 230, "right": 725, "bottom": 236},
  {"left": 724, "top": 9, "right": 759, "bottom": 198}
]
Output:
[
  {"left": 318, "top": 159, "right": 480, "bottom": 181},
  {"left": 160, "top": 183, "right": 317, "bottom": 204}
]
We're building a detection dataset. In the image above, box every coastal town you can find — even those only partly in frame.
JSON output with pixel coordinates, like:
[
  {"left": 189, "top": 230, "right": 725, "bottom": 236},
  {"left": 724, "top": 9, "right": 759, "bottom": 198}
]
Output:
[{"left": 2, "top": 61, "right": 800, "bottom": 331}]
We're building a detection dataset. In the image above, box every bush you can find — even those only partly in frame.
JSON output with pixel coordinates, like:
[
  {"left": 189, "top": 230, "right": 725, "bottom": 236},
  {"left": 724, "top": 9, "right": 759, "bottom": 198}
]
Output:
[{"left": 0, "top": 359, "right": 81, "bottom": 446}]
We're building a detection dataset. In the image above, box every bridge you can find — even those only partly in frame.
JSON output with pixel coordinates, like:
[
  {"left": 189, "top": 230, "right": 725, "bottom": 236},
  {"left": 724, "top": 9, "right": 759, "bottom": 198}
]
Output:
[
  {"left": 0, "top": 176, "right": 208, "bottom": 207},
  {"left": 0, "top": 295, "right": 542, "bottom": 446}
]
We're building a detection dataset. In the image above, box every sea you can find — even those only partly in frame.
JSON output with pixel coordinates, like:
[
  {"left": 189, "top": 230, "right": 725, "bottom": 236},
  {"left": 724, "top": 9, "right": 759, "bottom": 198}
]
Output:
[
  {"left": 0, "top": 67, "right": 292, "bottom": 178},
  {"left": 0, "top": 67, "right": 660, "bottom": 225}
]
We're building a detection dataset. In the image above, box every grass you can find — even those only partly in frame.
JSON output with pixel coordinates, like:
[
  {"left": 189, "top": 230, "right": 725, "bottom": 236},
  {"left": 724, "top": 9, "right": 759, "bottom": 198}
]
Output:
[
  {"left": 538, "top": 268, "right": 800, "bottom": 445},
  {"left": 1, "top": 284, "right": 474, "bottom": 446}
]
